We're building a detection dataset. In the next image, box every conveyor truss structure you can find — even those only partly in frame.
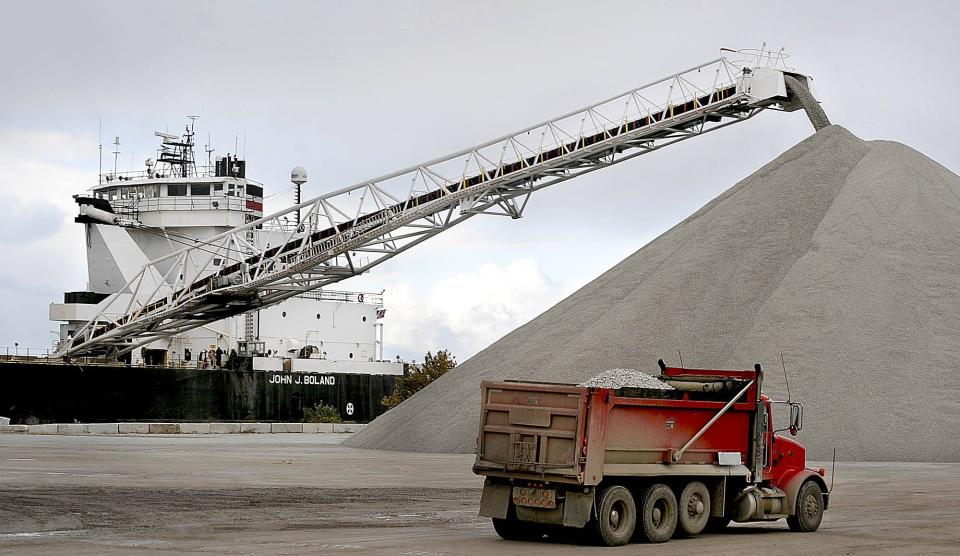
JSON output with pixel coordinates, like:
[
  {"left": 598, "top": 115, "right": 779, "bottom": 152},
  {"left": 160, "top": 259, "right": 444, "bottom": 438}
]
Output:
[{"left": 59, "top": 48, "right": 824, "bottom": 356}]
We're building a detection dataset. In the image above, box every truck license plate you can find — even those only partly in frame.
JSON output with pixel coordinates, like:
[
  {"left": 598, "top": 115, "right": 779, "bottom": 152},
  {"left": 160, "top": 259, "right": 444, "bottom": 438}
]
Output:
[{"left": 512, "top": 486, "right": 557, "bottom": 509}]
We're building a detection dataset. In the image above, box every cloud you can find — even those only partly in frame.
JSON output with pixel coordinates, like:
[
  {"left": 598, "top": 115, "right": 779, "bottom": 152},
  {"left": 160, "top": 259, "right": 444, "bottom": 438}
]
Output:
[
  {"left": 0, "top": 128, "right": 92, "bottom": 347},
  {"left": 379, "top": 259, "right": 573, "bottom": 361},
  {"left": 0, "top": 127, "right": 97, "bottom": 210},
  {"left": 0, "top": 198, "right": 65, "bottom": 245}
]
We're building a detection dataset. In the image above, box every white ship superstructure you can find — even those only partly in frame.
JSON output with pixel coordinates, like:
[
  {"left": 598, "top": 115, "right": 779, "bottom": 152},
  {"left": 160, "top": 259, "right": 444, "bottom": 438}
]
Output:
[{"left": 50, "top": 122, "right": 401, "bottom": 375}]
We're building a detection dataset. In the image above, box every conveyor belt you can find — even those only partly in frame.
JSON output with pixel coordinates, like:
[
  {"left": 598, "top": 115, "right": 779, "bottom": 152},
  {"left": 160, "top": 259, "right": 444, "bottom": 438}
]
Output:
[{"left": 60, "top": 51, "right": 822, "bottom": 356}]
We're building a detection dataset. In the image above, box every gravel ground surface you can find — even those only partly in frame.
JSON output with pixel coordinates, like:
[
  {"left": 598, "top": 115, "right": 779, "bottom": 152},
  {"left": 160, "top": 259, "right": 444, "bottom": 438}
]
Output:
[
  {"left": 1, "top": 435, "right": 958, "bottom": 555},
  {"left": 578, "top": 368, "right": 673, "bottom": 389},
  {"left": 349, "top": 125, "right": 960, "bottom": 461}
]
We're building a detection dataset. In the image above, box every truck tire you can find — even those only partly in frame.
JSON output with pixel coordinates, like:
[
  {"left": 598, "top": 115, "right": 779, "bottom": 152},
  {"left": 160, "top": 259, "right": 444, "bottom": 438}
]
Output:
[
  {"left": 591, "top": 485, "right": 637, "bottom": 546},
  {"left": 787, "top": 480, "right": 824, "bottom": 532},
  {"left": 637, "top": 483, "right": 678, "bottom": 543},
  {"left": 492, "top": 515, "right": 544, "bottom": 541},
  {"left": 677, "top": 481, "right": 711, "bottom": 536}
]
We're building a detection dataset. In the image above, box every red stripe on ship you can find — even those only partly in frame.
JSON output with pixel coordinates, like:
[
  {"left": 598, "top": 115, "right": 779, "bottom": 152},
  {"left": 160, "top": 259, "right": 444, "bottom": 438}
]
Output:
[{"left": 246, "top": 200, "right": 263, "bottom": 211}]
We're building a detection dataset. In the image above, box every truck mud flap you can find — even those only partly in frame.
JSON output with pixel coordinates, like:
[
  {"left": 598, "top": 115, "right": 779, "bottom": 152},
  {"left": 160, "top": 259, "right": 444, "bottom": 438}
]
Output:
[
  {"left": 562, "top": 490, "right": 593, "bottom": 528},
  {"left": 712, "top": 476, "right": 727, "bottom": 517},
  {"left": 478, "top": 480, "right": 511, "bottom": 519}
]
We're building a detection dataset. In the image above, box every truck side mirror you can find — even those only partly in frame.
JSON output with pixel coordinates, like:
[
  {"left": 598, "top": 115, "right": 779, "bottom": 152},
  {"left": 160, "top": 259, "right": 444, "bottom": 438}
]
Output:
[{"left": 789, "top": 403, "right": 803, "bottom": 435}]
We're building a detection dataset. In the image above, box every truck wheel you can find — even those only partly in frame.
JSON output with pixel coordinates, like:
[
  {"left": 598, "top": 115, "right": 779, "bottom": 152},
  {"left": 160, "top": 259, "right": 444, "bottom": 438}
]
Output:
[
  {"left": 591, "top": 485, "right": 637, "bottom": 546},
  {"left": 787, "top": 480, "right": 824, "bottom": 532},
  {"left": 492, "top": 516, "right": 544, "bottom": 541},
  {"left": 637, "top": 483, "right": 678, "bottom": 543},
  {"left": 677, "top": 481, "right": 711, "bottom": 536}
]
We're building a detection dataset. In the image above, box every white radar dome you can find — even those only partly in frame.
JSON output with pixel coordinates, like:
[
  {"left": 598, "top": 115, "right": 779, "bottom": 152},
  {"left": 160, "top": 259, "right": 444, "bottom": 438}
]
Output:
[{"left": 291, "top": 166, "right": 308, "bottom": 185}]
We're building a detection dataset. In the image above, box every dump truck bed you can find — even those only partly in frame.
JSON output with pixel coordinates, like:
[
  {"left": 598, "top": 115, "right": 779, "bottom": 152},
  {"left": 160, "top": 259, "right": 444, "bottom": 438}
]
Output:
[{"left": 474, "top": 368, "right": 759, "bottom": 485}]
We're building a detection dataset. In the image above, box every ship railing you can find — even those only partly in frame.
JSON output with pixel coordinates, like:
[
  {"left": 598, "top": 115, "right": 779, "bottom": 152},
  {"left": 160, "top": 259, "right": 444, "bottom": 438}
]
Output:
[
  {"left": 293, "top": 290, "right": 384, "bottom": 305},
  {"left": 260, "top": 220, "right": 297, "bottom": 234},
  {"left": 110, "top": 196, "right": 258, "bottom": 216},
  {"left": 1, "top": 346, "right": 53, "bottom": 358},
  {"left": 0, "top": 349, "right": 219, "bottom": 368},
  {"left": 0, "top": 346, "right": 107, "bottom": 366},
  {"left": 100, "top": 165, "right": 241, "bottom": 182},
  {"left": 99, "top": 166, "right": 264, "bottom": 185}
]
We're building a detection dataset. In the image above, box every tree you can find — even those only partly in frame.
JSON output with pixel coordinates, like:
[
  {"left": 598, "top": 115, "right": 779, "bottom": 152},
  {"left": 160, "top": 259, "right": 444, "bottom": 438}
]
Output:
[
  {"left": 302, "top": 403, "right": 342, "bottom": 424},
  {"left": 382, "top": 350, "right": 456, "bottom": 410}
]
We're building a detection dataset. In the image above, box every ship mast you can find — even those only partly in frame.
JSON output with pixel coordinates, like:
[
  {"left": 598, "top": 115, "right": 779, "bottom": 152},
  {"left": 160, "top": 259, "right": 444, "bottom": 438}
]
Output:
[{"left": 156, "top": 118, "right": 198, "bottom": 178}]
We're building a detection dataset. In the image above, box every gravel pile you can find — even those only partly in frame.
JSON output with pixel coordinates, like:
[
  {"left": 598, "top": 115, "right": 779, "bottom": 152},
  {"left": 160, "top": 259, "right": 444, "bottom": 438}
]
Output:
[
  {"left": 578, "top": 369, "right": 673, "bottom": 390},
  {"left": 348, "top": 126, "right": 960, "bottom": 462}
]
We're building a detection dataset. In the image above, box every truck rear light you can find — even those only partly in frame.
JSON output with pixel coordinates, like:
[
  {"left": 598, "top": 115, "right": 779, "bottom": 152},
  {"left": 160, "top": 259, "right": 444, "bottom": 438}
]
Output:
[{"left": 817, "top": 467, "right": 826, "bottom": 476}]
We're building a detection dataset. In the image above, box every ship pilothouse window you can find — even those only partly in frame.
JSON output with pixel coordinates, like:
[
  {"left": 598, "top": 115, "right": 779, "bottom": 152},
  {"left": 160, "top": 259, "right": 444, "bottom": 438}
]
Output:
[
  {"left": 190, "top": 184, "right": 210, "bottom": 196},
  {"left": 167, "top": 184, "right": 188, "bottom": 196}
]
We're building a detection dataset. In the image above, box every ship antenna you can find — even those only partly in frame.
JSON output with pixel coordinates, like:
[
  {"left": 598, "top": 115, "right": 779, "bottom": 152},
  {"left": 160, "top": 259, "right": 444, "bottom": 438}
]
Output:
[
  {"left": 98, "top": 117, "right": 103, "bottom": 185},
  {"left": 112, "top": 136, "right": 121, "bottom": 177},
  {"left": 189, "top": 116, "right": 197, "bottom": 175},
  {"left": 205, "top": 133, "right": 214, "bottom": 171}
]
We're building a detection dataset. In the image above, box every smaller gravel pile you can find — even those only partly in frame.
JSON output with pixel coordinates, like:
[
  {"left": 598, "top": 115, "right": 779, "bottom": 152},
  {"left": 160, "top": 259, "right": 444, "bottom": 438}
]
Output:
[{"left": 578, "top": 369, "right": 673, "bottom": 390}]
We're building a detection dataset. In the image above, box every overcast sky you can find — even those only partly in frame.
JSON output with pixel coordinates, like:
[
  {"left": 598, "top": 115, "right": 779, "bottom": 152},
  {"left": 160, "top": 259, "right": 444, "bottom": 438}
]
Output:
[{"left": 1, "top": 1, "right": 958, "bottom": 360}]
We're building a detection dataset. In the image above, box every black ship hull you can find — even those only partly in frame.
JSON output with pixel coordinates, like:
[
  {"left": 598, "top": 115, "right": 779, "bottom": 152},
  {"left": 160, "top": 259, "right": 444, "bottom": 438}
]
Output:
[{"left": 0, "top": 359, "right": 396, "bottom": 424}]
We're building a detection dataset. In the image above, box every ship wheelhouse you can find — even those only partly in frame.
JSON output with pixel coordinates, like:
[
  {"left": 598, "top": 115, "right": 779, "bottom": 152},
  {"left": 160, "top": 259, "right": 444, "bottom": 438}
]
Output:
[{"left": 90, "top": 163, "right": 264, "bottom": 228}]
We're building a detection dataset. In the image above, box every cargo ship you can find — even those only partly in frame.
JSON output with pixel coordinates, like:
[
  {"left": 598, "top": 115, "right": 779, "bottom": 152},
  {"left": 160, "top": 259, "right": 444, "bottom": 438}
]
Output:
[{"left": 0, "top": 121, "right": 402, "bottom": 424}]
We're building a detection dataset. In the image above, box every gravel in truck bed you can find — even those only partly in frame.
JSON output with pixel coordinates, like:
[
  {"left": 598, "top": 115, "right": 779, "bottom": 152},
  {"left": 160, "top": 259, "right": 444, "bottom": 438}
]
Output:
[{"left": 578, "top": 369, "right": 673, "bottom": 390}]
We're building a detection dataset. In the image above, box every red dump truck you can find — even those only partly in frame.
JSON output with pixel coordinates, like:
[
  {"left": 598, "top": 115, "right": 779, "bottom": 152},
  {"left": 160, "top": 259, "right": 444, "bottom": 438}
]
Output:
[{"left": 473, "top": 360, "right": 829, "bottom": 546}]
